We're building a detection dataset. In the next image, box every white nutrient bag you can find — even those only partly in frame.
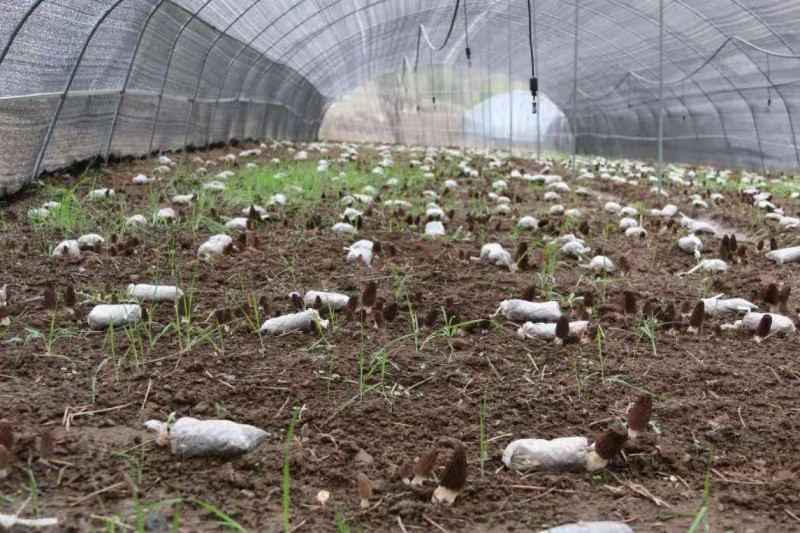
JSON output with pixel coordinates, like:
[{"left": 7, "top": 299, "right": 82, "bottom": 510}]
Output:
[
  {"left": 145, "top": 417, "right": 267, "bottom": 457},
  {"left": 701, "top": 296, "right": 757, "bottom": 317},
  {"left": 260, "top": 309, "right": 328, "bottom": 334},
  {"left": 517, "top": 321, "right": 589, "bottom": 341},
  {"left": 541, "top": 522, "right": 634, "bottom": 533},
  {"left": 303, "top": 291, "right": 350, "bottom": 311},
  {"left": 502, "top": 437, "right": 588, "bottom": 472},
  {"left": 88, "top": 304, "right": 142, "bottom": 329},
  {"left": 741, "top": 312, "right": 796, "bottom": 335},
  {"left": 128, "top": 284, "right": 184, "bottom": 303},
  {"left": 495, "top": 299, "right": 561, "bottom": 322},
  {"left": 766, "top": 246, "right": 800, "bottom": 264}
]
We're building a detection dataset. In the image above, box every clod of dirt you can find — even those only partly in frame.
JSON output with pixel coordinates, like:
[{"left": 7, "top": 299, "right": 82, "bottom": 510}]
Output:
[
  {"left": 260, "top": 309, "right": 328, "bottom": 334},
  {"left": 144, "top": 417, "right": 268, "bottom": 457},
  {"left": 87, "top": 304, "right": 142, "bottom": 329}
]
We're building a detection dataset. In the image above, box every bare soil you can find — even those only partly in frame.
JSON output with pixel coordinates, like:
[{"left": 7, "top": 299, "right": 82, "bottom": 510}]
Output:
[{"left": 1, "top": 143, "right": 799, "bottom": 532}]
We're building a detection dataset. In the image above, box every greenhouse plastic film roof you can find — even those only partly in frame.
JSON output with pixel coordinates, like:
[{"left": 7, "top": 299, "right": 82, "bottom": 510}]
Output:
[{"left": 2, "top": 0, "right": 800, "bottom": 195}]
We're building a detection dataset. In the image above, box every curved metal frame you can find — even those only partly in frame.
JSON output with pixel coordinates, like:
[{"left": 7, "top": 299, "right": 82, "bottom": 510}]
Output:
[
  {"left": 4, "top": 0, "right": 800, "bottom": 184},
  {"left": 146, "top": 0, "right": 216, "bottom": 157},
  {"left": 104, "top": 0, "right": 170, "bottom": 161},
  {"left": 31, "top": 0, "right": 128, "bottom": 183},
  {"left": 180, "top": 0, "right": 262, "bottom": 150}
]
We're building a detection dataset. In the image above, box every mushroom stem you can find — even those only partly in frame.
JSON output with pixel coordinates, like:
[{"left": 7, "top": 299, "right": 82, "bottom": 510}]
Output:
[
  {"left": 432, "top": 485, "right": 459, "bottom": 505},
  {"left": 585, "top": 449, "right": 608, "bottom": 472}
]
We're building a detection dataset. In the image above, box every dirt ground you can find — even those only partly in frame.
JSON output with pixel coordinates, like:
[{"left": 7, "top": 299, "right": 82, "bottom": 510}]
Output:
[{"left": 1, "top": 141, "right": 799, "bottom": 532}]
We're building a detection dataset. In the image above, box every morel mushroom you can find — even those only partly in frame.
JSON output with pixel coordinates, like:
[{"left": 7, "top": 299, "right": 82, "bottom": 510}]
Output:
[
  {"left": 754, "top": 314, "right": 772, "bottom": 343},
  {"left": 410, "top": 449, "right": 438, "bottom": 487},
  {"left": 586, "top": 423, "right": 628, "bottom": 471},
  {"left": 356, "top": 472, "right": 372, "bottom": 509},
  {"left": 687, "top": 301, "right": 704, "bottom": 334},
  {"left": 627, "top": 395, "right": 653, "bottom": 439},
  {"left": 432, "top": 441, "right": 467, "bottom": 505}
]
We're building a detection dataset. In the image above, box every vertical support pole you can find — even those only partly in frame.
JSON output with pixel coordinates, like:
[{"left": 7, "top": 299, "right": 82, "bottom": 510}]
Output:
[
  {"left": 657, "top": 0, "right": 665, "bottom": 194},
  {"left": 570, "top": 0, "right": 579, "bottom": 179},
  {"left": 480, "top": 50, "right": 487, "bottom": 149},
  {"left": 488, "top": 28, "right": 493, "bottom": 149},
  {"left": 507, "top": 0, "right": 513, "bottom": 154},
  {"left": 533, "top": 0, "right": 541, "bottom": 160}
]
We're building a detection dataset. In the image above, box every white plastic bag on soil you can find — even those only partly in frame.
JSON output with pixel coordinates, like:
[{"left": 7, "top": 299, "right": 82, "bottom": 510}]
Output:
[
  {"left": 478, "top": 243, "right": 515, "bottom": 270},
  {"left": 128, "top": 284, "right": 184, "bottom": 303},
  {"left": 198, "top": 234, "right": 232, "bottom": 258},
  {"left": 494, "top": 300, "right": 561, "bottom": 322},
  {"left": 144, "top": 417, "right": 267, "bottom": 457},
  {"left": 701, "top": 296, "right": 757, "bottom": 316},
  {"left": 88, "top": 304, "right": 142, "bottom": 329},
  {"left": 517, "top": 321, "right": 589, "bottom": 341},
  {"left": 740, "top": 312, "right": 796, "bottom": 335},
  {"left": 260, "top": 309, "right": 328, "bottom": 334},
  {"left": 346, "top": 239, "right": 373, "bottom": 266},
  {"left": 541, "top": 522, "right": 634, "bottom": 533},
  {"left": 503, "top": 437, "right": 589, "bottom": 472},
  {"left": 52, "top": 240, "right": 80, "bottom": 257},
  {"left": 766, "top": 246, "right": 800, "bottom": 264},
  {"left": 424, "top": 221, "right": 446, "bottom": 236},
  {"left": 303, "top": 291, "right": 350, "bottom": 311}
]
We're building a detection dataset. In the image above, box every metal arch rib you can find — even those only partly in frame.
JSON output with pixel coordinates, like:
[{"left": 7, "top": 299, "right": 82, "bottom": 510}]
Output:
[
  {"left": 179, "top": 0, "right": 262, "bottom": 151},
  {"left": 104, "top": 0, "right": 170, "bottom": 162},
  {"left": 146, "top": 0, "right": 216, "bottom": 158},
  {"left": 0, "top": 0, "right": 48, "bottom": 67},
  {"left": 30, "top": 0, "right": 128, "bottom": 184},
  {"left": 204, "top": 0, "right": 335, "bottom": 147}
]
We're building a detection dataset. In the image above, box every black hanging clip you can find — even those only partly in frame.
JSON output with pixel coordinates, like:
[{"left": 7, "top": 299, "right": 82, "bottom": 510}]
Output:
[
  {"left": 466, "top": 47, "right": 472, "bottom": 67},
  {"left": 530, "top": 77, "right": 539, "bottom": 114}
]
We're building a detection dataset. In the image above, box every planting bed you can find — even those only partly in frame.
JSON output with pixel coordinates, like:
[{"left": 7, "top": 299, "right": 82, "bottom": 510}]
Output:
[{"left": 1, "top": 141, "right": 799, "bottom": 531}]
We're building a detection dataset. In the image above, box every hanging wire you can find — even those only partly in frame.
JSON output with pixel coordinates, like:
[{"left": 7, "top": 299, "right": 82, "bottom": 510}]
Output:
[
  {"left": 463, "top": 0, "right": 472, "bottom": 66},
  {"left": 767, "top": 53, "right": 772, "bottom": 108},
  {"left": 526, "top": 0, "right": 538, "bottom": 113}
]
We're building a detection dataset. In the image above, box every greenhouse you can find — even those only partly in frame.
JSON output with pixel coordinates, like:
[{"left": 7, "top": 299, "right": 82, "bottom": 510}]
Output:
[{"left": 0, "top": 1, "right": 798, "bottom": 531}]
